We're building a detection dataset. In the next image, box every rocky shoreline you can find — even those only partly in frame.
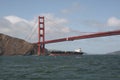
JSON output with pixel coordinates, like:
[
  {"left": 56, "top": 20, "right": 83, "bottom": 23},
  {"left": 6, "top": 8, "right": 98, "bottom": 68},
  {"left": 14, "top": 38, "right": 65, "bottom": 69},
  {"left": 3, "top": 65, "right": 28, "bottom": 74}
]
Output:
[{"left": 0, "top": 33, "right": 44, "bottom": 56}]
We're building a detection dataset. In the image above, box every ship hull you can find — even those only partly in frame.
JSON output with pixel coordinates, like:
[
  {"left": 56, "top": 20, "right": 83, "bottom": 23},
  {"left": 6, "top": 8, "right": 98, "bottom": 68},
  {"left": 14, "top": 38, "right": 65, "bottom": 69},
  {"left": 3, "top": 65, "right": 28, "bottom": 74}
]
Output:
[{"left": 49, "top": 51, "right": 84, "bottom": 56}]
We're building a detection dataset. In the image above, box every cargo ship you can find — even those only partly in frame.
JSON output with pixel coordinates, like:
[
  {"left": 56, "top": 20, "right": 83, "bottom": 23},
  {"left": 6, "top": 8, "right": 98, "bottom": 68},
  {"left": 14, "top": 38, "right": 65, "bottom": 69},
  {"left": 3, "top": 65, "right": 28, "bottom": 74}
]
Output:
[{"left": 49, "top": 48, "right": 84, "bottom": 56}]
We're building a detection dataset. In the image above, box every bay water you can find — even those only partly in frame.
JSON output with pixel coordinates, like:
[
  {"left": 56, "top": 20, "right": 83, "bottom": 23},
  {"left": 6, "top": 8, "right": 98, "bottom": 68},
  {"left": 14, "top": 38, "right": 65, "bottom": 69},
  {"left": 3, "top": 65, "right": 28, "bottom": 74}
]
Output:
[{"left": 0, "top": 55, "right": 120, "bottom": 80}]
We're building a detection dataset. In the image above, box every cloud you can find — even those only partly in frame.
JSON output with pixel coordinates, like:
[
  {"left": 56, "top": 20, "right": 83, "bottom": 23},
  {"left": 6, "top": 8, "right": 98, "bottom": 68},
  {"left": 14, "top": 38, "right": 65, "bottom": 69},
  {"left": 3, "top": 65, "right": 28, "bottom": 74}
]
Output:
[
  {"left": 107, "top": 17, "right": 120, "bottom": 27},
  {"left": 0, "top": 15, "right": 36, "bottom": 41},
  {"left": 0, "top": 14, "right": 79, "bottom": 42},
  {"left": 41, "top": 13, "right": 69, "bottom": 34},
  {"left": 5, "top": 16, "right": 29, "bottom": 24},
  {"left": 81, "top": 17, "right": 120, "bottom": 32},
  {"left": 82, "top": 20, "right": 105, "bottom": 27},
  {"left": 61, "top": 2, "right": 81, "bottom": 14},
  {"left": 0, "top": 18, "right": 11, "bottom": 33}
]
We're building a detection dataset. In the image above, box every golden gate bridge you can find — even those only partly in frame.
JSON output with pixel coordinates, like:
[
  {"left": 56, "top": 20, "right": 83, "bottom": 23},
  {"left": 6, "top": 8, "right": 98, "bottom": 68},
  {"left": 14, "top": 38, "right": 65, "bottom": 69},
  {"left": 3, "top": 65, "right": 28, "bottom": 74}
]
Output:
[{"left": 35, "top": 16, "right": 120, "bottom": 56}]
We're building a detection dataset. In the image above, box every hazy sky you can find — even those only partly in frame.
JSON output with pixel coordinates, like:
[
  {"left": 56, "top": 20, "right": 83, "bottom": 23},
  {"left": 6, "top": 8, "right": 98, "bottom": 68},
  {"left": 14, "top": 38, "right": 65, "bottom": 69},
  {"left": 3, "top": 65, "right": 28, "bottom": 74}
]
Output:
[{"left": 0, "top": 0, "right": 120, "bottom": 54}]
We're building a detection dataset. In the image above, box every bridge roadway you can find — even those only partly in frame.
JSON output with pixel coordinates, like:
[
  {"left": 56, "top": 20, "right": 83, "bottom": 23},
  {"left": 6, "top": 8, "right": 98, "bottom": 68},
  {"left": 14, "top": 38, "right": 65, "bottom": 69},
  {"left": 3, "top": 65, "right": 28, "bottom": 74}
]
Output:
[{"left": 43, "top": 30, "right": 120, "bottom": 44}]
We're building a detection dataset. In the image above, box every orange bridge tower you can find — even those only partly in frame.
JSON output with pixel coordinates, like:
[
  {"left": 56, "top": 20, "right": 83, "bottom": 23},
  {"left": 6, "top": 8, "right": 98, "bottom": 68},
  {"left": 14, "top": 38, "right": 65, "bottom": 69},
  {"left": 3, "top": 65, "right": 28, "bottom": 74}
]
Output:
[{"left": 38, "top": 16, "right": 45, "bottom": 56}]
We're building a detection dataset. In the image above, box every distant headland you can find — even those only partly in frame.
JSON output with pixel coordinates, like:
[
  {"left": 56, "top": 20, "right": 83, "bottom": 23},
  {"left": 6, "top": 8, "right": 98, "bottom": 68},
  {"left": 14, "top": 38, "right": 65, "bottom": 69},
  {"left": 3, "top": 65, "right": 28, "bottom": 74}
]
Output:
[{"left": 0, "top": 33, "right": 42, "bottom": 56}]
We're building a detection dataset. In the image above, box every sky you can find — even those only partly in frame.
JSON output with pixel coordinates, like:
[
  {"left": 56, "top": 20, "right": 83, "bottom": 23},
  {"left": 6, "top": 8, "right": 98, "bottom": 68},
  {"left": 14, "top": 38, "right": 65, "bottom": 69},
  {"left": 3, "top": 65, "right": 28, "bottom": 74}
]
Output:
[{"left": 0, "top": 0, "right": 120, "bottom": 54}]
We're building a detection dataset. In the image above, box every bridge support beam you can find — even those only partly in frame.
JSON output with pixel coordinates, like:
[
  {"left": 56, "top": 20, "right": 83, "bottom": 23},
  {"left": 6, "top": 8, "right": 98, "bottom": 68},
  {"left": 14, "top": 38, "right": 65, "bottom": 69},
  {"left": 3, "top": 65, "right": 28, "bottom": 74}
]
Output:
[
  {"left": 38, "top": 16, "right": 45, "bottom": 56},
  {"left": 44, "top": 30, "right": 120, "bottom": 44}
]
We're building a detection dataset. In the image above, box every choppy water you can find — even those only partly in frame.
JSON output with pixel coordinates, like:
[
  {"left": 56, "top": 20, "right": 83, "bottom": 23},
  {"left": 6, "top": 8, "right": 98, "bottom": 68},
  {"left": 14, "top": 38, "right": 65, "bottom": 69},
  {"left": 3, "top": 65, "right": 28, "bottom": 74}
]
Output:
[{"left": 0, "top": 55, "right": 120, "bottom": 80}]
